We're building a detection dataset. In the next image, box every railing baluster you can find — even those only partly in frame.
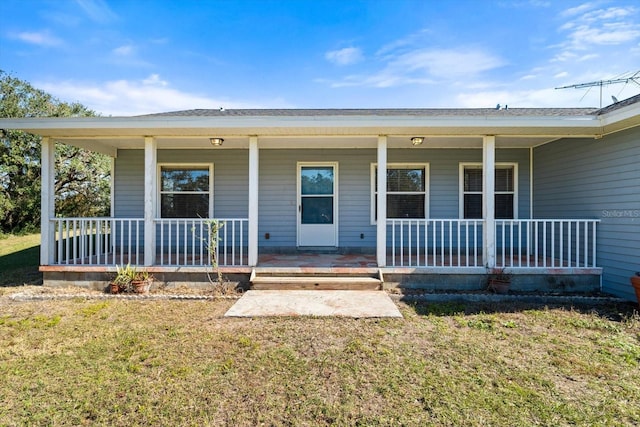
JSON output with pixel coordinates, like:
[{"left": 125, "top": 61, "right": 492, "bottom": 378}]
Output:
[
  {"left": 592, "top": 221, "right": 596, "bottom": 268},
  {"left": 583, "top": 221, "right": 588, "bottom": 268}
]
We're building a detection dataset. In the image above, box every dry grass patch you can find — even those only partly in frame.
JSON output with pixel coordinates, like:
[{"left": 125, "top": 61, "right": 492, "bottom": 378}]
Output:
[{"left": 0, "top": 296, "right": 639, "bottom": 426}]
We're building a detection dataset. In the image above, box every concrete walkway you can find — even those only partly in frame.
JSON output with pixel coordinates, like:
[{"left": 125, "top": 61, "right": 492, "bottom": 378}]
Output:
[{"left": 224, "top": 290, "right": 403, "bottom": 318}]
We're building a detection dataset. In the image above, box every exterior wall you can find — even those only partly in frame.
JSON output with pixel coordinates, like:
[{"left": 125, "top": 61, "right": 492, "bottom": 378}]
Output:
[
  {"left": 258, "top": 147, "right": 530, "bottom": 249},
  {"left": 114, "top": 149, "right": 249, "bottom": 218},
  {"left": 113, "top": 149, "right": 144, "bottom": 217},
  {"left": 534, "top": 128, "right": 640, "bottom": 301},
  {"left": 258, "top": 149, "right": 377, "bottom": 249},
  {"left": 114, "top": 146, "right": 531, "bottom": 249}
]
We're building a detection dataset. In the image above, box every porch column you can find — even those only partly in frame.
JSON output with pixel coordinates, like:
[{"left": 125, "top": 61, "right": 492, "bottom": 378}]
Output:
[
  {"left": 248, "top": 136, "right": 259, "bottom": 266},
  {"left": 143, "top": 136, "right": 157, "bottom": 266},
  {"left": 376, "top": 135, "right": 387, "bottom": 266},
  {"left": 483, "top": 135, "right": 496, "bottom": 268},
  {"left": 40, "top": 137, "right": 55, "bottom": 265}
]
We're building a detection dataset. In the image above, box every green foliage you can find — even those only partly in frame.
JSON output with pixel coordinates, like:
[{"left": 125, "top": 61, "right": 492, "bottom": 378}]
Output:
[{"left": 0, "top": 70, "right": 110, "bottom": 233}]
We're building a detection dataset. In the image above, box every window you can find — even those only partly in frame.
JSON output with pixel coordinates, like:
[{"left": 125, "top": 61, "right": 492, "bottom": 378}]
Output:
[
  {"left": 372, "top": 164, "right": 429, "bottom": 222},
  {"left": 159, "top": 165, "right": 212, "bottom": 218},
  {"left": 460, "top": 164, "right": 517, "bottom": 219}
]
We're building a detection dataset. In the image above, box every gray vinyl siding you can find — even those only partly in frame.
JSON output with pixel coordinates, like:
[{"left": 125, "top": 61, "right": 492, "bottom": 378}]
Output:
[
  {"left": 114, "top": 149, "right": 249, "bottom": 218},
  {"left": 534, "top": 128, "right": 640, "bottom": 301},
  {"left": 392, "top": 148, "right": 531, "bottom": 219},
  {"left": 158, "top": 149, "right": 249, "bottom": 218},
  {"left": 114, "top": 146, "right": 531, "bottom": 249},
  {"left": 258, "top": 147, "right": 530, "bottom": 248},
  {"left": 113, "top": 150, "right": 144, "bottom": 218},
  {"left": 258, "top": 149, "right": 377, "bottom": 248}
]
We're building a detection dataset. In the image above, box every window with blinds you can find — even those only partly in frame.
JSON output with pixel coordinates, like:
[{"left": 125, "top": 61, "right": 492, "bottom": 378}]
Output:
[
  {"left": 462, "top": 164, "right": 516, "bottom": 219},
  {"left": 373, "top": 164, "right": 429, "bottom": 221},
  {"left": 159, "top": 165, "right": 211, "bottom": 218}
]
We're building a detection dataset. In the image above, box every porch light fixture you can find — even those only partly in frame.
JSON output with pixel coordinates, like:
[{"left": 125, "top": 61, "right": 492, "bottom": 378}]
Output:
[
  {"left": 209, "top": 137, "right": 224, "bottom": 146},
  {"left": 411, "top": 136, "right": 424, "bottom": 146}
]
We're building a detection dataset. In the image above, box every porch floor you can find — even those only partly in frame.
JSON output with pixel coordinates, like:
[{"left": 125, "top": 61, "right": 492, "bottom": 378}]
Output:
[
  {"left": 258, "top": 253, "right": 378, "bottom": 269},
  {"left": 45, "top": 252, "right": 600, "bottom": 273}
]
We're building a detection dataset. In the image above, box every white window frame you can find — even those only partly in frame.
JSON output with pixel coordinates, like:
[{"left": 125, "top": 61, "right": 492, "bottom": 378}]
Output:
[
  {"left": 157, "top": 163, "right": 214, "bottom": 218},
  {"left": 370, "top": 163, "right": 430, "bottom": 225},
  {"left": 459, "top": 162, "right": 518, "bottom": 219}
]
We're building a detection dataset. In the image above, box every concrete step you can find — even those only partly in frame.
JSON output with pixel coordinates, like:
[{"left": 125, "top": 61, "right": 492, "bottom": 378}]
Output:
[{"left": 250, "top": 269, "right": 383, "bottom": 290}]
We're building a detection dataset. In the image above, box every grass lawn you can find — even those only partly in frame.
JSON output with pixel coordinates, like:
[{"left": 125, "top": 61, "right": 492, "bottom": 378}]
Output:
[
  {"left": 0, "top": 233, "right": 41, "bottom": 286},
  {"left": 1, "top": 233, "right": 639, "bottom": 425},
  {"left": 0, "top": 296, "right": 639, "bottom": 426}
]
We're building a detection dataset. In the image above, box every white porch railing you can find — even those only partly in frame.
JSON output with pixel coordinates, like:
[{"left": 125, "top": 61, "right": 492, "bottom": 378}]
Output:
[
  {"left": 52, "top": 218, "right": 144, "bottom": 265},
  {"left": 387, "top": 218, "right": 599, "bottom": 269},
  {"left": 51, "top": 217, "right": 248, "bottom": 266},
  {"left": 155, "top": 218, "right": 248, "bottom": 266},
  {"left": 495, "top": 219, "right": 599, "bottom": 268},
  {"left": 387, "top": 219, "right": 484, "bottom": 267}
]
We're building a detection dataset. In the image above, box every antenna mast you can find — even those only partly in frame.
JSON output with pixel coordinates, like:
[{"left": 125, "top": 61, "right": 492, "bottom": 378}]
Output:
[{"left": 555, "top": 71, "right": 640, "bottom": 108}]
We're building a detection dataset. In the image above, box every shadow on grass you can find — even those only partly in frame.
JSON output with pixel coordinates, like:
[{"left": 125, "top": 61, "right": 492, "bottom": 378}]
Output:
[
  {"left": 404, "top": 298, "right": 639, "bottom": 323},
  {"left": 0, "top": 245, "right": 42, "bottom": 287}
]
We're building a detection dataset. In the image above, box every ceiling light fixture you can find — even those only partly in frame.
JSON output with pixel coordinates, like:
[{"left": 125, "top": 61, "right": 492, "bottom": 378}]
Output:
[
  {"left": 411, "top": 136, "right": 424, "bottom": 146},
  {"left": 210, "top": 137, "right": 224, "bottom": 146}
]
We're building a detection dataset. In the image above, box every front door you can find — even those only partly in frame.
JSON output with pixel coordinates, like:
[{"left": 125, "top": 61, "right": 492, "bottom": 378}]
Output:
[{"left": 297, "top": 163, "right": 338, "bottom": 247}]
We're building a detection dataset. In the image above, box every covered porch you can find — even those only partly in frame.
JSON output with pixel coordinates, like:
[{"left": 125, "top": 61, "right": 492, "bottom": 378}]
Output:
[{"left": 5, "top": 108, "right": 607, "bottom": 290}]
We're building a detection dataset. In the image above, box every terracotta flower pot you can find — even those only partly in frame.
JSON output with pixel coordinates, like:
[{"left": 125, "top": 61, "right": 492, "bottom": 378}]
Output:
[
  {"left": 109, "top": 282, "right": 120, "bottom": 294},
  {"left": 630, "top": 276, "right": 640, "bottom": 307},
  {"left": 132, "top": 280, "right": 152, "bottom": 294}
]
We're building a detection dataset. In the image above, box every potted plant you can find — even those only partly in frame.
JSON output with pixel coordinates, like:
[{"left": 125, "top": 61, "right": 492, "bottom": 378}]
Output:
[
  {"left": 110, "top": 264, "right": 153, "bottom": 294},
  {"left": 131, "top": 269, "right": 154, "bottom": 294},
  {"left": 487, "top": 267, "right": 512, "bottom": 294},
  {"left": 110, "top": 264, "right": 134, "bottom": 293},
  {"left": 631, "top": 272, "right": 640, "bottom": 307}
]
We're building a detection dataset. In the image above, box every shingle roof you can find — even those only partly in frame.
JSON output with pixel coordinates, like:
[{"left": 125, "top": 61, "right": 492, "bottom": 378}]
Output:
[
  {"left": 138, "top": 107, "right": 598, "bottom": 118},
  {"left": 594, "top": 93, "right": 640, "bottom": 115}
]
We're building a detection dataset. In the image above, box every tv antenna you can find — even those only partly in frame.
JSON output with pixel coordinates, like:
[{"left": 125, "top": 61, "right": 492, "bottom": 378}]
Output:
[{"left": 555, "top": 71, "right": 640, "bottom": 108}]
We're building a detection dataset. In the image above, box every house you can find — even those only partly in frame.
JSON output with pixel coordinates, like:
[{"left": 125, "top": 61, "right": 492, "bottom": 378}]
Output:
[{"left": 1, "top": 96, "right": 639, "bottom": 300}]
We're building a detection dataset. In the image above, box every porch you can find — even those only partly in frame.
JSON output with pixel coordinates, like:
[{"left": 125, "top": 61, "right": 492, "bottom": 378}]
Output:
[
  {"left": 45, "top": 217, "right": 600, "bottom": 269},
  {"left": 41, "top": 216, "right": 602, "bottom": 294}
]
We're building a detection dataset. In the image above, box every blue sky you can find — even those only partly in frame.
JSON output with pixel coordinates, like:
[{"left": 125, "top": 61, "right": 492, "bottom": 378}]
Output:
[{"left": 1, "top": 0, "right": 639, "bottom": 116}]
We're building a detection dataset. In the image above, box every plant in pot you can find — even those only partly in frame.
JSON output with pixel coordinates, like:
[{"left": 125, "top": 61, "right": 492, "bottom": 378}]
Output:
[
  {"left": 486, "top": 267, "right": 512, "bottom": 294},
  {"left": 111, "top": 264, "right": 134, "bottom": 293},
  {"left": 630, "top": 272, "right": 640, "bottom": 307},
  {"left": 131, "top": 269, "right": 154, "bottom": 294},
  {"left": 110, "top": 264, "right": 153, "bottom": 294}
]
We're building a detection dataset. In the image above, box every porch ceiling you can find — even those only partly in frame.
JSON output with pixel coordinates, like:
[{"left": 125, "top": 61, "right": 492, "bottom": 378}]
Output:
[{"left": 65, "top": 135, "right": 562, "bottom": 153}]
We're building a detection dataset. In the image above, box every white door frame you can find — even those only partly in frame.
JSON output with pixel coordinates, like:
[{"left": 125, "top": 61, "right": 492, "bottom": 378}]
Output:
[{"left": 297, "top": 162, "right": 338, "bottom": 247}]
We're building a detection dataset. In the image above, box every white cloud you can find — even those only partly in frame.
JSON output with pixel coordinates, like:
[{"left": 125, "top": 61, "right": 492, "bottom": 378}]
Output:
[
  {"left": 561, "top": 2, "right": 597, "bottom": 17},
  {"left": 10, "top": 30, "right": 63, "bottom": 47},
  {"left": 321, "top": 43, "right": 504, "bottom": 89},
  {"left": 112, "top": 45, "right": 134, "bottom": 56},
  {"left": 142, "top": 74, "right": 167, "bottom": 87},
  {"left": 36, "top": 75, "right": 280, "bottom": 116},
  {"left": 393, "top": 48, "right": 504, "bottom": 78},
  {"left": 556, "top": 5, "right": 640, "bottom": 54},
  {"left": 75, "top": 0, "right": 118, "bottom": 23},
  {"left": 325, "top": 47, "right": 364, "bottom": 65}
]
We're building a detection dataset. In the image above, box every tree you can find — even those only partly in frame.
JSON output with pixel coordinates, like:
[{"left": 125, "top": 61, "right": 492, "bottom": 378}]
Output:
[{"left": 0, "top": 70, "right": 110, "bottom": 233}]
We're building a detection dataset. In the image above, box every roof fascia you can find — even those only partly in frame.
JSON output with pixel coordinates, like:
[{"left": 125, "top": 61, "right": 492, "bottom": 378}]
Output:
[
  {"left": 598, "top": 101, "right": 640, "bottom": 135},
  {"left": 0, "top": 114, "right": 603, "bottom": 134}
]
